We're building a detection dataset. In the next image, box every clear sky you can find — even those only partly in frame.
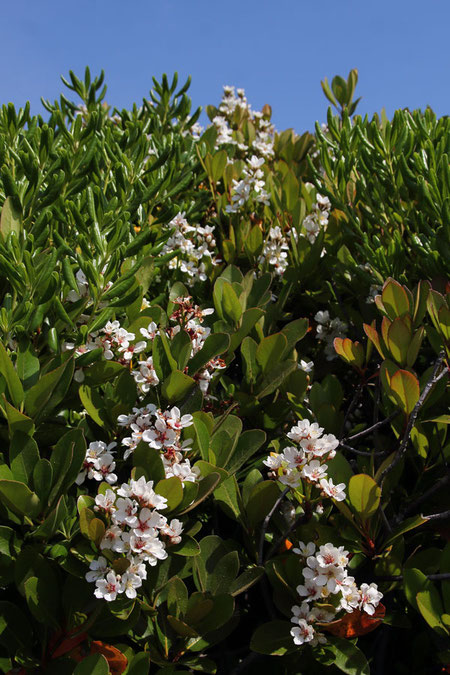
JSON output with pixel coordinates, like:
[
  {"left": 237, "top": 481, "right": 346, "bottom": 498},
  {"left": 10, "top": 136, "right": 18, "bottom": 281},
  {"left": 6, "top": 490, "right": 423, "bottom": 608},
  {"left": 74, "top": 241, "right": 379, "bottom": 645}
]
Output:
[{"left": 1, "top": 0, "right": 448, "bottom": 134}]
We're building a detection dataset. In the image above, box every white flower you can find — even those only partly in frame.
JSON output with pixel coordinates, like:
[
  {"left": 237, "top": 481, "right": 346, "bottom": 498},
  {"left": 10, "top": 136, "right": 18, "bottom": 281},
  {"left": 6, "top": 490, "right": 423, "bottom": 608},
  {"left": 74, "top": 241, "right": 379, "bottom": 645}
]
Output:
[
  {"left": 358, "top": 583, "right": 383, "bottom": 615},
  {"left": 293, "top": 541, "right": 316, "bottom": 558},
  {"left": 319, "top": 478, "right": 346, "bottom": 502},
  {"left": 165, "top": 407, "right": 193, "bottom": 430},
  {"left": 133, "top": 508, "right": 166, "bottom": 538},
  {"left": 316, "top": 544, "right": 348, "bottom": 568},
  {"left": 290, "top": 619, "right": 315, "bottom": 645},
  {"left": 287, "top": 420, "right": 323, "bottom": 443},
  {"left": 94, "top": 489, "right": 117, "bottom": 514},
  {"left": 121, "top": 572, "right": 143, "bottom": 599},
  {"left": 94, "top": 571, "right": 123, "bottom": 602},
  {"left": 263, "top": 452, "right": 284, "bottom": 470},
  {"left": 301, "top": 460, "right": 328, "bottom": 483},
  {"left": 161, "top": 518, "right": 183, "bottom": 545},
  {"left": 85, "top": 556, "right": 109, "bottom": 583},
  {"left": 113, "top": 497, "right": 139, "bottom": 527},
  {"left": 298, "top": 359, "right": 314, "bottom": 373},
  {"left": 91, "top": 453, "right": 117, "bottom": 484},
  {"left": 100, "top": 525, "right": 126, "bottom": 552}
]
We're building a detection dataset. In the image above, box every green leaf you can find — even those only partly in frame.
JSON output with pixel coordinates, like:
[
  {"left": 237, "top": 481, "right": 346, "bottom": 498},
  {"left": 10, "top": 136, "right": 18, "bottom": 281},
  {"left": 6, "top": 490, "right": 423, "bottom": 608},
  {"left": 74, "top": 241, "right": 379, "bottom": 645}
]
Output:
[
  {"left": 404, "top": 567, "right": 429, "bottom": 612},
  {"left": 348, "top": 474, "right": 381, "bottom": 519},
  {"left": 178, "top": 472, "right": 220, "bottom": 514},
  {"left": 245, "top": 225, "right": 263, "bottom": 257},
  {"left": 206, "top": 550, "right": 239, "bottom": 594},
  {"left": 214, "top": 475, "right": 244, "bottom": 523},
  {"left": 256, "top": 359, "right": 297, "bottom": 399},
  {"left": 0, "top": 196, "right": 22, "bottom": 239},
  {"left": 192, "top": 417, "right": 210, "bottom": 461},
  {"left": 417, "top": 589, "right": 448, "bottom": 635},
  {"left": 32, "top": 458, "right": 53, "bottom": 504},
  {"left": 222, "top": 282, "right": 242, "bottom": 325},
  {"left": 167, "top": 614, "right": 198, "bottom": 637},
  {"left": 256, "top": 333, "right": 287, "bottom": 373},
  {"left": 383, "top": 514, "right": 428, "bottom": 547},
  {"left": 250, "top": 620, "right": 295, "bottom": 655},
  {"left": 224, "top": 429, "right": 266, "bottom": 475},
  {"left": 79, "top": 384, "right": 105, "bottom": 427},
  {"left": 133, "top": 441, "right": 165, "bottom": 483},
  {"left": 3, "top": 397, "right": 35, "bottom": 436},
  {"left": 229, "top": 566, "right": 264, "bottom": 596},
  {"left": 228, "top": 307, "right": 265, "bottom": 353},
  {"left": 10, "top": 431, "right": 40, "bottom": 483},
  {"left": 0, "top": 342, "right": 24, "bottom": 408},
  {"left": 387, "top": 318, "right": 411, "bottom": 365},
  {"left": 73, "top": 654, "right": 110, "bottom": 675},
  {"left": 390, "top": 370, "right": 420, "bottom": 415},
  {"left": 246, "top": 480, "right": 281, "bottom": 527},
  {"left": 188, "top": 333, "right": 230, "bottom": 375},
  {"left": 171, "top": 535, "right": 201, "bottom": 557},
  {"left": 48, "top": 428, "right": 86, "bottom": 506},
  {"left": 32, "top": 495, "right": 67, "bottom": 539},
  {"left": 84, "top": 360, "right": 125, "bottom": 384},
  {"left": 127, "top": 652, "right": 151, "bottom": 675},
  {"left": 24, "top": 574, "right": 59, "bottom": 627},
  {"left": 155, "top": 476, "right": 184, "bottom": 511},
  {"left": 161, "top": 369, "right": 196, "bottom": 403},
  {"left": 241, "top": 336, "right": 259, "bottom": 384},
  {"left": 25, "top": 357, "right": 74, "bottom": 420},
  {"left": 280, "top": 318, "right": 309, "bottom": 355},
  {"left": 381, "top": 278, "right": 411, "bottom": 319},
  {"left": 16, "top": 339, "right": 40, "bottom": 389},
  {"left": 327, "top": 636, "right": 370, "bottom": 675},
  {"left": 0, "top": 479, "right": 41, "bottom": 518}
]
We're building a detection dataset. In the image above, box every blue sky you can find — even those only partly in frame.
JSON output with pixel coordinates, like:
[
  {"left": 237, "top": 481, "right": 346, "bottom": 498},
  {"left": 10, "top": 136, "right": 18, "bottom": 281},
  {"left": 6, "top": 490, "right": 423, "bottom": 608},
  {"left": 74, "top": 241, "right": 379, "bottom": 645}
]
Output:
[{"left": 1, "top": 0, "right": 448, "bottom": 133}]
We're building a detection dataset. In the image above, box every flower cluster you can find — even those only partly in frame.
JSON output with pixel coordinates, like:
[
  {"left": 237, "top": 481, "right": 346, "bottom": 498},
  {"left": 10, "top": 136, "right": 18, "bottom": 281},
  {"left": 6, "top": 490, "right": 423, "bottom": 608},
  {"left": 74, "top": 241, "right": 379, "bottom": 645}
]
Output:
[
  {"left": 117, "top": 404, "right": 199, "bottom": 483},
  {"left": 161, "top": 212, "right": 220, "bottom": 286},
  {"left": 86, "top": 477, "right": 183, "bottom": 601},
  {"left": 290, "top": 541, "right": 383, "bottom": 646},
  {"left": 225, "top": 155, "right": 270, "bottom": 214},
  {"left": 212, "top": 85, "right": 275, "bottom": 159},
  {"left": 314, "top": 310, "right": 348, "bottom": 360},
  {"left": 76, "top": 441, "right": 118, "bottom": 486},
  {"left": 301, "top": 191, "right": 331, "bottom": 244},
  {"left": 263, "top": 419, "right": 345, "bottom": 500},
  {"left": 257, "top": 225, "right": 290, "bottom": 275},
  {"left": 66, "top": 320, "right": 147, "bottom": 375}
]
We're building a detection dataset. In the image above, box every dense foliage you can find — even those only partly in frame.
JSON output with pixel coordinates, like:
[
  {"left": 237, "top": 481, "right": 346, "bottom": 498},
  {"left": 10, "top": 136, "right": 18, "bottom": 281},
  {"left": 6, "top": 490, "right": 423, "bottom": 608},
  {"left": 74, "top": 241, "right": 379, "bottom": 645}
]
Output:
[{"left": 0, "top": 68, "right": 448, "bottom": 674}]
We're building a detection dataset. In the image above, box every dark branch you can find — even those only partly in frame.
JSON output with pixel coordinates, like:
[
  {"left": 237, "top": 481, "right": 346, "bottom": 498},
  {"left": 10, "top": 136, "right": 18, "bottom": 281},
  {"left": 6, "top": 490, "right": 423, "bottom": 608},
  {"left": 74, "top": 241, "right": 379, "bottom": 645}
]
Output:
[
  {"left": 340, "top": 441, "right": 387, "bottom": 456},
  {"left": 423, "top": 509, "right": 450, "bottom": 521},
  {"left": 342, "top": 412, "right": 399, "bottom": 443},
  {"left": 377, "top": 351, "right": 447, "bottom": 487},
  {"left": 375, "top": 572, "right": 450, "bottom": 582},
  {"left": 258, "top": 486, "right": 290, "bottom": 565}
]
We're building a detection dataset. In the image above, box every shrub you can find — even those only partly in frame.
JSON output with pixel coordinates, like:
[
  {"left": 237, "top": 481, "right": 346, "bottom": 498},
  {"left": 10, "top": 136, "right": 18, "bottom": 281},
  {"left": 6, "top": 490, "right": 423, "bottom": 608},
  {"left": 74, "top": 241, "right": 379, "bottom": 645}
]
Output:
[{"left": 0, "top": 68, "right": 448, "bottom": 674}]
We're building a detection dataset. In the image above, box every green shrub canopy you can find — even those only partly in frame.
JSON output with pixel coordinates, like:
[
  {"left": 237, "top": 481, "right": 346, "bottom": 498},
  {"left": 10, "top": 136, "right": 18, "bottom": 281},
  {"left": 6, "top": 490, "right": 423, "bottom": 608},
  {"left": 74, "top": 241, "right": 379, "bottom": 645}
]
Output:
[{"left": 0, "top": 68, "right": 448, "bottom": 674}]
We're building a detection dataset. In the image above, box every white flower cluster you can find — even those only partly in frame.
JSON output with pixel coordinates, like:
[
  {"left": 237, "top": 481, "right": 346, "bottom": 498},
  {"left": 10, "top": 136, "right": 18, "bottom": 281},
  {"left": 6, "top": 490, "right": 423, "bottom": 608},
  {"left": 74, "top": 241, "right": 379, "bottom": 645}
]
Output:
[
  {"left": 301, "top": 192, "right": 331, "bottom": 244},
  {"left": 264, "top": 419, "right": 345, "bottom": 500},
  {"left": 212, "top": 85, "right": 275, "bottom": 159},
  {"left": 67, "top": 320, "right": 147, "bottom": 377},
  {"left": 314, "top": 310, "right": 348, "bottom": 361},
  {"left": 257, "top": 225, "right": 290, "bottom": 276},
  {"left": 290, "top": 541, "right": 383, "bottom": 646},
  {"left": 225, "top": 155, "right": 270, "bottom": 214},
  {"left": 66, "top": 268, "right": 113, "bottom": 305},
  {"left": 76, "top": 441, "right": 118, "bottom": 486},
  {"left": 117, "top": 404, "right": 199, "bottom": 483},
  {"left": 86, "top": 476, "right": 183, "bottom": 601},
  {"left": 162, "top": 212, "right": 221, "bottom": 286}
]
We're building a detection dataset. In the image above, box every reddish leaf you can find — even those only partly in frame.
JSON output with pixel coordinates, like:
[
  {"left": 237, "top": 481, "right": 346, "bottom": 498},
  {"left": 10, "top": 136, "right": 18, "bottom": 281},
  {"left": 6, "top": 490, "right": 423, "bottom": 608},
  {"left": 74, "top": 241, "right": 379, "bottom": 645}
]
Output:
[{"left": 320, "top": 603, "right": 385, "bottom": 638}]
